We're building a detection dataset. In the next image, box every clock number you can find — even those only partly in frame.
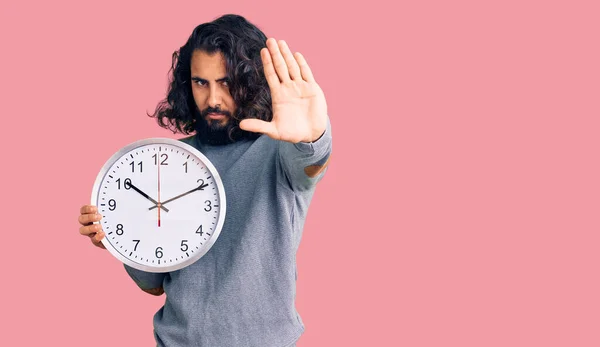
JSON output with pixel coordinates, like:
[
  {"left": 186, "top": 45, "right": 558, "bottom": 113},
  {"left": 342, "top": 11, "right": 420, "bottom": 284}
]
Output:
[
  {"left": 108, "top": 199, "right": 117, "bottom": 211},
  {"left": 116, "top": 178, "right": 132, "bottom": 190},
  {"left": 153, "top": 153, "right": 168, "bottom": 165},
  {"left": 132, "top": 240, "right": 140, "bottom": 251},
  {"left": 196, "top": 224, "right": 203, "bottom": 235},
  {"left": 155, "top": 247, "right": 163, "bottom": 258},
  {"left": 116, "top": 224, "right": 124, "bottom": 235},
  {"left": 204, "top": 200, "right": 212, "bottom": 212},
  {"left": 130, "top": 161, "right": 142, "bottom": 173},
  {"left": 180, "top": 240, "right": 188, "bottom": 252},
  {"left": 183, "top": 161, "right": 188, "bottom": 173}
]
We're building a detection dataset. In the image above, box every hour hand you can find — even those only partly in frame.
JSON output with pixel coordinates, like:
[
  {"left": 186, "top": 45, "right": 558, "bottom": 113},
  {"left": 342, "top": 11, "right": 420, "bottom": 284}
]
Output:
[{"left": 127, "top": 181, "right": 169, "bottom": 212}]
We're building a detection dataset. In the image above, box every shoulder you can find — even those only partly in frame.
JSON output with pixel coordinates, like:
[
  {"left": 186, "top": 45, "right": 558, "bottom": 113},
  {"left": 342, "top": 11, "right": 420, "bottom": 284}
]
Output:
[{"left": 177, "top": 135, "right": 196, "bottom": 147}]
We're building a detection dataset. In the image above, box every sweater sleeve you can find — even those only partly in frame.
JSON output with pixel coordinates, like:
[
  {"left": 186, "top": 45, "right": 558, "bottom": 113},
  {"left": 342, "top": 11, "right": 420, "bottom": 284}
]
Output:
[
  {"left": 278, "top": 115, "right": 333, "bottom": 192},
  {"left": 123, "top": 264, "right": 166, "bottom": 290}
]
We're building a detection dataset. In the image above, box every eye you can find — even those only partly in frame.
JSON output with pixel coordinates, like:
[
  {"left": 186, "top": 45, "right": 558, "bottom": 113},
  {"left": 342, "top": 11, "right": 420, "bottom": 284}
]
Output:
[
  {"left": 221, "top": 80, "right": 229, "bottom": 87},
  {"left": 195, "top": 80, "right": 206, "bottom": 86}
]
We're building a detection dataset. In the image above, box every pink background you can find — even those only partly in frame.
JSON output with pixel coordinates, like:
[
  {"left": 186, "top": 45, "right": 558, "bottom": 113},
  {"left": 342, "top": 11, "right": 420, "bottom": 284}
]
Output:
[{"left": 1, "top": 0, "right": 599, "bottom": 346}]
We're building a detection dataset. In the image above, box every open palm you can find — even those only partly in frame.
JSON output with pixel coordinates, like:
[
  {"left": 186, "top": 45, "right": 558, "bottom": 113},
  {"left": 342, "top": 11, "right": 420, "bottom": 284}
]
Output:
[{"left": 239, "top": 38, "right": 328, "bottom": 143}]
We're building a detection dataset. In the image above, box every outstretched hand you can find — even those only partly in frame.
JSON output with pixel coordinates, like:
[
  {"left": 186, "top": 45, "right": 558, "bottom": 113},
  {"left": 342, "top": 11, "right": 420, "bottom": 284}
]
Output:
[{"left": 239, "top": 38, "right": 328, "bottom": 143}]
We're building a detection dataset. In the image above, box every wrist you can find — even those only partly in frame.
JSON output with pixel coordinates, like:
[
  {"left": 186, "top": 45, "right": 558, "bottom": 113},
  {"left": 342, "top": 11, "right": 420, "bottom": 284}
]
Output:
[
  {"left": 303, "top": 118, "right": 327, "bottom": 143},
  {"left": 307, "top": 129, "right": 325, "bottom": 143}
]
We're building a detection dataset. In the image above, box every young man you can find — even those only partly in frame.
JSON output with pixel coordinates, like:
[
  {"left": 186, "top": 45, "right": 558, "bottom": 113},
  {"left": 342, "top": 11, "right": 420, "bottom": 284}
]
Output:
[{"left": 78, "top": 14, "right": 332, "bottom": 347}]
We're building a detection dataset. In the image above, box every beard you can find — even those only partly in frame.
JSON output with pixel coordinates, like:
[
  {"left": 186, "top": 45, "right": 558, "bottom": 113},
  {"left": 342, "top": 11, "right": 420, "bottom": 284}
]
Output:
[{"left": 194, "top": 106, "right": 236, "bottom": 146}]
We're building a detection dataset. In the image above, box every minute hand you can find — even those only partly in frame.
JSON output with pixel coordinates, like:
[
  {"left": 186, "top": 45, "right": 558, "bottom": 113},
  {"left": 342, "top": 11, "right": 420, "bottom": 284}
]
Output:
[{"left": 148, "top": 183, "right": 209, "bottom": 210}]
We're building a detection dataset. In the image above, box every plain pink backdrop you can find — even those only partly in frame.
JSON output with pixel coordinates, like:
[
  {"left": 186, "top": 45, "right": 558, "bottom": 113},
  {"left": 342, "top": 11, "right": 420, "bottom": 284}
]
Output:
[{"left": 1, "top": 0, "right": 599, "bottom": 346}]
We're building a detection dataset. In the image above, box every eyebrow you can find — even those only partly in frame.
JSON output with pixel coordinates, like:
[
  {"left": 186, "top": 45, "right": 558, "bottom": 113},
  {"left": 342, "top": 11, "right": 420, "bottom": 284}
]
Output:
[{"left": 191, "top": 76, "right": 229, "bottom": 83}]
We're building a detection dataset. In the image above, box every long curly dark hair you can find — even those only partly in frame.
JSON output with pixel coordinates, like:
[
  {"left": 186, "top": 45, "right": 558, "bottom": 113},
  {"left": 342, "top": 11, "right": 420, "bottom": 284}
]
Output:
[{"left": 148, "top": 14, "right": 272, "bottom": 143}]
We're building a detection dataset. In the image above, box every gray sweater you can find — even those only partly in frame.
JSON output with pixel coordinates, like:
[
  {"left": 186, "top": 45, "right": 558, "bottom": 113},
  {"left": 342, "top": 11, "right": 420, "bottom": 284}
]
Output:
[{"left": 124, "top": 117, "right": 332, "bottom": 347}]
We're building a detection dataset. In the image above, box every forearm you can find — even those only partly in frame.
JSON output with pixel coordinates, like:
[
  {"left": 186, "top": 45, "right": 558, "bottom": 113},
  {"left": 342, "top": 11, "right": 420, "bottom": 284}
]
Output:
[
  {"left": 124, "top": 264, "right": 167, "bottom": 295},
  {"left": 142, "top": 286, "right": 164, "bottom": 296},
  {"left": 278, "top": 115, "right": 332, "bottom": 191}
]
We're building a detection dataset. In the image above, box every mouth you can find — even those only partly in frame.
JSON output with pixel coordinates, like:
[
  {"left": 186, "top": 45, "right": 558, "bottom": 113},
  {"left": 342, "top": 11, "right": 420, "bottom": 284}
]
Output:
[{"left": 207, "top": 113, "right": 227, "bottom": 120}]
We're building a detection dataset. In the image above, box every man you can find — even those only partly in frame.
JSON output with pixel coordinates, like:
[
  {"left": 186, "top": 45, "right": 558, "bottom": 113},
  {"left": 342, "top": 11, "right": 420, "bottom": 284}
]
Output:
[{"left": 78, "top": 14, "right": 332, "bottom": 347}]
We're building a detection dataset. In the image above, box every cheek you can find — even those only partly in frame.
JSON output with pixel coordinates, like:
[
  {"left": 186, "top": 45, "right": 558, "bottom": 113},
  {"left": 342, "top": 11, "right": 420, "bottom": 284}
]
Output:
[
  {"left": 224, "top": 93, "right": 236, "bottom": 112},
  {"left": 192, "top": 89, "right": 207, "bottom": 109}
]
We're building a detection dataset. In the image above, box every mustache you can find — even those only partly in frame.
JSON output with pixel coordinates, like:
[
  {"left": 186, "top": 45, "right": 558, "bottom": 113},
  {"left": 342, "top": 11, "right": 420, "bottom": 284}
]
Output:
[{"left": 200, "top": 106, "right": 232, "bottom": 118}]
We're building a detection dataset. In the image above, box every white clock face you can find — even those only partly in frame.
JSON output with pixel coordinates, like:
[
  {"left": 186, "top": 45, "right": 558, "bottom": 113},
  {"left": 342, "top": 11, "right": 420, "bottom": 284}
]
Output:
[{"left": 91, "top": 138, "right": 226, "bottom": 273}]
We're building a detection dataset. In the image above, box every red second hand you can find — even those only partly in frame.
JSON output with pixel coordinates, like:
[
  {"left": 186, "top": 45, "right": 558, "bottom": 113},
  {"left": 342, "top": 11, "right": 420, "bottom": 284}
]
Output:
[{"left": 158, "top": 149, "right": 161, "bottom": 227}]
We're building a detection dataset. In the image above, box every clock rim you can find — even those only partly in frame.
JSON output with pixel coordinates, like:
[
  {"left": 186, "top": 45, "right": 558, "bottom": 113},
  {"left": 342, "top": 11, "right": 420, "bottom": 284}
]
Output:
[{"left": 90, "top": 137, "right": 227, "bottom": 273}]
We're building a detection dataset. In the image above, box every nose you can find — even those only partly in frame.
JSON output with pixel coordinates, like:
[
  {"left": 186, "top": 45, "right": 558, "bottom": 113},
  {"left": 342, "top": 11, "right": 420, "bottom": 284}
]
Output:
[{"left": 207, "top": 85, "right": 222, "bottom": 109}]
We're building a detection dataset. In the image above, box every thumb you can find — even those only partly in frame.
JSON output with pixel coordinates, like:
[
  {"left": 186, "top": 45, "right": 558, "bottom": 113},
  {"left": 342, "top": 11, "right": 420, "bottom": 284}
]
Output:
[{"left": 239, "top": 119, "right": 278, "bottom": 138}]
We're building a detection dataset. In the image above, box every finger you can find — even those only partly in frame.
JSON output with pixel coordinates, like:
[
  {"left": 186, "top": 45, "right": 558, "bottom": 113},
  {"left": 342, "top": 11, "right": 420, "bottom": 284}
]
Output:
[
  {"left": 261, "top": 48, "right": 280, "bottom": 88},
  {"left": 80, "top": 205, "right": 97, "bottom": 215},
  {"left": 90, "top": 231, "right": 106, "bottom": 249},
  {"left": 278, "top": 40, "right": 301, "bottom": 81},
  {"left": 294, "top": 52, "right": 315, "bottom": 83},
  {"left": 80, "top": 223, "right": 102, "bottom": 236},
  {"left": 79, "top": 212, "right": 102, "bottom": 226},
  {"left": 239, "top": 119, "right": 278, "bottom": 139},
  {"left": 266, "top": 38, "right": 290, "bottom": 82}
]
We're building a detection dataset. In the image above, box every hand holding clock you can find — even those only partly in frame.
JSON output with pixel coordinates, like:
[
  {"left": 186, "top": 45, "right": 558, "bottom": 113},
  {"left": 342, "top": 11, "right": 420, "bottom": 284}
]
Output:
[
  {"left": 80, "top": 139, "right": 226, "bottom": 273},
  {"left": 78, "top": 205, "right": 106, "bottom": 249},
  {"left": 77, "top": 179, "right": 169, "bottom": 248}
]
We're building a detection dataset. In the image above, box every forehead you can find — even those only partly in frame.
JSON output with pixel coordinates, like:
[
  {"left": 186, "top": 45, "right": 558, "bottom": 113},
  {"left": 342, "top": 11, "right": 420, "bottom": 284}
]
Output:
[{"left": 190, "top": 50, "right": 227, "bottom": 77}]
